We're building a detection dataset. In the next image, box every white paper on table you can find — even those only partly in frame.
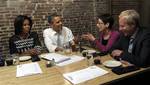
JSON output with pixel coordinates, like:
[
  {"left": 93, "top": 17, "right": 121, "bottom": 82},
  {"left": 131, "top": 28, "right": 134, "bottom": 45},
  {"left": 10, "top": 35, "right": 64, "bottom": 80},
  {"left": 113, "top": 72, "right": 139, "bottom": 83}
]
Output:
[
  {"left": 56, "top": 55, "right": 84, "bottom": 66},
  {"left": 16, "top": 62, "right": 42, "bottom": 77},
  {"left": 63, "top": 66, "right": 108, "bottom": 85},
  {"left": 40, "top": 53, "right": 71, "bottom": 63}
]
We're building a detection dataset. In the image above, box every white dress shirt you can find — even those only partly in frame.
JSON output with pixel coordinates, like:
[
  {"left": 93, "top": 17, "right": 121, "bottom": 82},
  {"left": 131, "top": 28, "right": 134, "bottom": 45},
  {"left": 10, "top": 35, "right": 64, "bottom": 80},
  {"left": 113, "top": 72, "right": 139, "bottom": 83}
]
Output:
[{"left": 43, "top": 26, "right": 74, "bottom": 52}]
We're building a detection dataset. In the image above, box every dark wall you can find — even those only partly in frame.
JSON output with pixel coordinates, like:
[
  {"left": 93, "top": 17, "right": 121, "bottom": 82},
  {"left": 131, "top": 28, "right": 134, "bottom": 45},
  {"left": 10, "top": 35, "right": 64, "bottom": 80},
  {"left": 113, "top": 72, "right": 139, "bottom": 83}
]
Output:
[{"left": 140, "top": 0, "right": 150, "bottom": 28}]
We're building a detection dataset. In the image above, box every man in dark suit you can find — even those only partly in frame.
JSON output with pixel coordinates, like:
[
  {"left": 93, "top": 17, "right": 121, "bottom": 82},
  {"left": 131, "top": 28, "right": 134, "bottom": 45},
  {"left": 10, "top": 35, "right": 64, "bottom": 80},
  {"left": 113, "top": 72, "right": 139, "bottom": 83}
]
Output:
[{"left": 110, "top": 10, "right": 150, "bottom": 67}]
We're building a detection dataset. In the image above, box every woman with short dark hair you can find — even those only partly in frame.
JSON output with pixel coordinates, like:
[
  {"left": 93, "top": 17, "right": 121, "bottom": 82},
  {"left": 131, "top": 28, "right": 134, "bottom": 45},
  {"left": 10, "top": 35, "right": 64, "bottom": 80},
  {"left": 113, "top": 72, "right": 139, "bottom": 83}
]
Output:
[{"left": 82, "top": 14, "right": 120, "bottom": 53}]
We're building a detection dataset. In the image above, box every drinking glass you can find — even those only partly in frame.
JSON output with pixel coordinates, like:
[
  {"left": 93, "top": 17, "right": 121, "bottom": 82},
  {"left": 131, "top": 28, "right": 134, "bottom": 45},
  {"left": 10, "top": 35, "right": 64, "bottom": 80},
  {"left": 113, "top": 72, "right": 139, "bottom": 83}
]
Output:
[
  {"left": 12, "top": 54, "right": 20, "bottom": 65},
  {"left": 86, "top": 54, "right": 94, "bottom": 66},
  {"left": 63, "top": 42, "right": 72, "bottom": 55},
  {"left": 82, "top": 50, "right": 88, "bottom": 57},
  {"left": 5, "top": 55, "right": 13, "bottom": 66}
]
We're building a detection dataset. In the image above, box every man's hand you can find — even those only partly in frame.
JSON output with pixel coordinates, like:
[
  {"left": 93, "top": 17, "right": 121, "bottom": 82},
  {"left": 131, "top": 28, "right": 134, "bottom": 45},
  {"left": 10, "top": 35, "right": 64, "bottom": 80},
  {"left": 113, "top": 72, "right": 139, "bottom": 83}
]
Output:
[
  {"left": 55, "top": 47, "right": 63, "bottom": 52},
  {"left": 111, "top": 49, "right": 123, "bottom": 58}
]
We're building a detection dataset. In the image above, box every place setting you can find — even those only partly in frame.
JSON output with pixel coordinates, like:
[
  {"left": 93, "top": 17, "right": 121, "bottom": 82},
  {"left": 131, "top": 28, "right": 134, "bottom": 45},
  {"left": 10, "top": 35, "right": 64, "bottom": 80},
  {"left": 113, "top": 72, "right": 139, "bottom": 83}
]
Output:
[
  {"left": 19, "top": 56, "right": 31, "bottom": 62},
  {"left": 103, "top": 60, "right": 122, "bottom": 68}
]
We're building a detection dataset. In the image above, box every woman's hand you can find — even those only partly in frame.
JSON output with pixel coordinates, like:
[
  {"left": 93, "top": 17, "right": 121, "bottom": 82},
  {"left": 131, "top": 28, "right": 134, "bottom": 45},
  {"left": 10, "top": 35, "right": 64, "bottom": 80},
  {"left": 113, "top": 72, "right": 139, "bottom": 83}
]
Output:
[
  {"left": 81, "top": 33, "right": 96, "bottom": 41},
  {"left": 29, "top": 48, "right": 40, "bottom": 55}
]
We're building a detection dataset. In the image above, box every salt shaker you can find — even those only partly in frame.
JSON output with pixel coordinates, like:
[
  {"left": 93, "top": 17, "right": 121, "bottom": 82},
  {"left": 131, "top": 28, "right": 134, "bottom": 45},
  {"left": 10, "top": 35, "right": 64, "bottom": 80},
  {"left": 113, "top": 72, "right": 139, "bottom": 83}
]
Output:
[
  {"left": 51, "top": 58, "right": 56, "bottom": 66},
  {"left": 46, "top": 58, "right": 56, "bottom": 67}
]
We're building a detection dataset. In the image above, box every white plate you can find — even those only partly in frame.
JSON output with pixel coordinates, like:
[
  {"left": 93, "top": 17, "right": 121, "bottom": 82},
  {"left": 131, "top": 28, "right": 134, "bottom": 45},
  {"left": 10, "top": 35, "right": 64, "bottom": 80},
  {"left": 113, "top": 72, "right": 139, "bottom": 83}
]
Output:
[
  {"left": 87, "top": 50, "right": 96, "bottom": 54},
  {"left": 103, "top": 60, "right": 122, "bottom": 68},
  {"left": 19, "top": 56, "right": 31, "bottom": 61},
  {"left": 82, "top": 50, "right": 96, "bottom": 54}
]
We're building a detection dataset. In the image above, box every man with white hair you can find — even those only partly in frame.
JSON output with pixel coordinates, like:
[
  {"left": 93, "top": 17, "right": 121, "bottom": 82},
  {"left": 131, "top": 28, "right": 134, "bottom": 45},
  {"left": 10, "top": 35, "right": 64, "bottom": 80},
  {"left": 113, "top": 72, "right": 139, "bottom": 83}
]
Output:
[{"left": 110, "top": 10, "right": 150, "bottom": 67}]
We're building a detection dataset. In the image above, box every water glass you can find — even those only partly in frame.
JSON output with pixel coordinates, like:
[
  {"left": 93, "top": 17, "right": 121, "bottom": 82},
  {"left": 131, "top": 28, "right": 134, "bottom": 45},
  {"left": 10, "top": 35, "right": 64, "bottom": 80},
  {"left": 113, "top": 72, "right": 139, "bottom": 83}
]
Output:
[
  {"left": 5, "top": 54, "right": 20, "bottom": 66},
  {"left": 86, "top": 54, "right": 94, "bottom": 66},
  {"left": 82, "top": 51, "right": 88, "bottom": 57},
  {"left": 5, "top": 55, "right": 13, "bottom": 66},
  {"left": 63, "top": 42, "right": 72, "bottom": 55},
  {"left": 12, "top": 54, "right": 20, "bottom": 65}
]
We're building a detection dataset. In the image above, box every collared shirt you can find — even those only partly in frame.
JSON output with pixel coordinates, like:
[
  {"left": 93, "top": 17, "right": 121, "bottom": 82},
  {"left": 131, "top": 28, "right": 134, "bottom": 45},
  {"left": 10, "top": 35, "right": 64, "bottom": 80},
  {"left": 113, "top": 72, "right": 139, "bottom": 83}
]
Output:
[
  {"left": 128, "top": 28, "right": 139, "bottom": 53},
  {"left": 43, "top": 26, "right": 74, "bottom": 52}
]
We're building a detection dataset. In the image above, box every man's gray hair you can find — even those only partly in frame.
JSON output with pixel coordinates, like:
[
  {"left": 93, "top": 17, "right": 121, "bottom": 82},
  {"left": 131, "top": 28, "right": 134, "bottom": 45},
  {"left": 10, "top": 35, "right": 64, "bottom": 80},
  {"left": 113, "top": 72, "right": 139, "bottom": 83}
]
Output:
[{"left": 119, "top": 9, "right": 140, "bottom": 27}]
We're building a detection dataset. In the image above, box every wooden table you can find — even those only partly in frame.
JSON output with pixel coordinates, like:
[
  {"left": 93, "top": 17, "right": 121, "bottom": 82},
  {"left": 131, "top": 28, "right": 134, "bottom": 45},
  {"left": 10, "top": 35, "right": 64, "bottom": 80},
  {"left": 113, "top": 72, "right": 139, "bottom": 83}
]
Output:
[{"left": 0, "top": 52, "right": 149, "bottom": 85}]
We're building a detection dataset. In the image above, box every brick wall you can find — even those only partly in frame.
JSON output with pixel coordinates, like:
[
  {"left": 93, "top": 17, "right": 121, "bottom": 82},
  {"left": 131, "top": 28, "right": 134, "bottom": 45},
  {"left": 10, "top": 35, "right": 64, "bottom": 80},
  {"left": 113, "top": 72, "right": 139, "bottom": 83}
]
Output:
[
  {"left": 111, "top": 0, "right": 140, "bottom": 26},
  {"left": 0, "top": 0, "right": 140, "bottom": 56}
]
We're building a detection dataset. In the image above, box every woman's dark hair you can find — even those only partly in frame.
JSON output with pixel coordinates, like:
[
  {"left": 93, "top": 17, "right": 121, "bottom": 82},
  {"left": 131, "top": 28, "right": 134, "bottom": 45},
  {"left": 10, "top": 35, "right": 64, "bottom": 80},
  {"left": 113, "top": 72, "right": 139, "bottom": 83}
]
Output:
[
  {"left": 14, "top": 15, "right": 32, "bottom": 35},
  {"left": 97, "top": 14, "right": 114, "bottom": 29}
]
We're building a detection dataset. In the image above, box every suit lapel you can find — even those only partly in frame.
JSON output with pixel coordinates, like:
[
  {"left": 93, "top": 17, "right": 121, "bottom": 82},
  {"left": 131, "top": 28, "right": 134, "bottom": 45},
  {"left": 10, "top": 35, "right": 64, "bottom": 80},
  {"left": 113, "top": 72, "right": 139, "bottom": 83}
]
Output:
[{"left": 132, "top": 29, "right": 142, "bottom": 53}]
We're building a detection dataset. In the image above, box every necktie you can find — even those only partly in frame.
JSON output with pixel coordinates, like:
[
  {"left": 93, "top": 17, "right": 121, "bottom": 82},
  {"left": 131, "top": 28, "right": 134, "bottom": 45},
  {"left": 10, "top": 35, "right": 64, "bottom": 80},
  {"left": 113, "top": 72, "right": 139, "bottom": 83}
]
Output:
[
  {"left": 57, "top": 33, "right": 61, "bottom": 47},
  {"left": 128, "top": 38, "right": 134, "bottom": 53}
]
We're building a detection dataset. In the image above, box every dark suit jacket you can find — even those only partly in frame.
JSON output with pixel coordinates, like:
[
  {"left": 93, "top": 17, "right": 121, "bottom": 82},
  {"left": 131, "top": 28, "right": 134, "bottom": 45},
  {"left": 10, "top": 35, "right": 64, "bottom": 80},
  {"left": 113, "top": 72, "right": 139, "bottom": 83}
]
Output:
[{"left": 110, "top": 27, "right": 150, "bottom": 67}]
